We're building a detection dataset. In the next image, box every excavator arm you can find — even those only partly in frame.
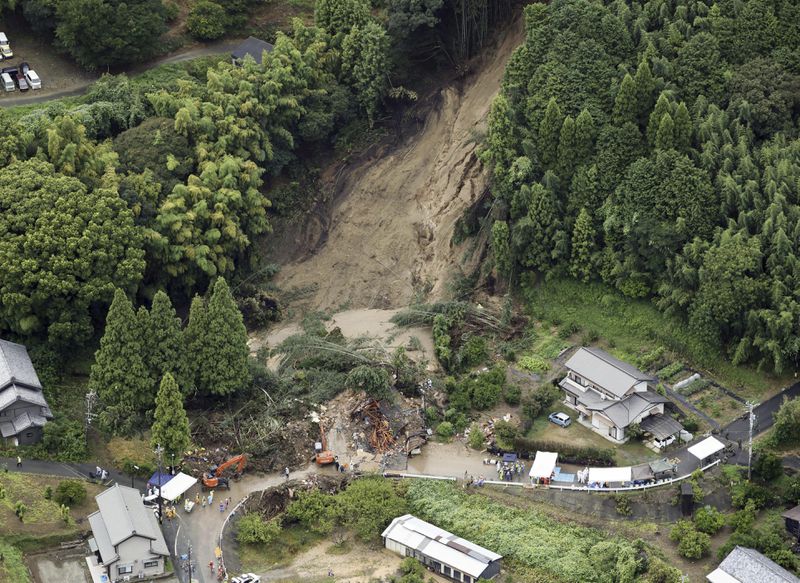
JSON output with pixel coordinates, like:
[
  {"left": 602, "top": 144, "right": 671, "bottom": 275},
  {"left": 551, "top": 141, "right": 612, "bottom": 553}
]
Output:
[{"left": 214, "top": 454, "right": 247, "bottom": 477}]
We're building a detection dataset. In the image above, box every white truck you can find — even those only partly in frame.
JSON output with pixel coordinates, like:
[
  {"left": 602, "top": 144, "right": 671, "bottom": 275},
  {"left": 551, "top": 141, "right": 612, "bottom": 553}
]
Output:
[
  {"left": 1, "top": 72, "right": 14, "bottom": 92},
  {"left": 0, "top": 33, "right": 13, "bottom": 59}
]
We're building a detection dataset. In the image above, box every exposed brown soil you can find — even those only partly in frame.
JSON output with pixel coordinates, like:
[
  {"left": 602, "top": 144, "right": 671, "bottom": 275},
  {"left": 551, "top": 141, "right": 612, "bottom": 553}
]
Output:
[{"left": 264, "top": 19, "right": 525, "bottom": 313}]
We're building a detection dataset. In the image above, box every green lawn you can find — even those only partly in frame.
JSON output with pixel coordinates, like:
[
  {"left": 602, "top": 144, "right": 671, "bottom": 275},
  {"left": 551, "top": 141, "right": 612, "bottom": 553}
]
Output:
[
  {"left": 527, "top": 406, "right": 654, "bottom": 466},
  {"left": 525, "top": 278, "right": 789, "bottom": 401}
]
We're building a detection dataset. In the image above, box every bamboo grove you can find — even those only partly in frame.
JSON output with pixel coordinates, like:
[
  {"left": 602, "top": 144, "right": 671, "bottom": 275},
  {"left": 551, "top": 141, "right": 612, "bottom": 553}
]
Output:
[{"left": 485, "top": 0, "right": 800, "bottom": 373}]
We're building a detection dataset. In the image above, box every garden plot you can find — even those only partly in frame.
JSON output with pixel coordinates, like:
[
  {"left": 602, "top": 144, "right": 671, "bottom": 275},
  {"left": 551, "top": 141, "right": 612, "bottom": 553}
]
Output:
[{"left": 688, "top": 386, "right": 745, "bottom": 426}]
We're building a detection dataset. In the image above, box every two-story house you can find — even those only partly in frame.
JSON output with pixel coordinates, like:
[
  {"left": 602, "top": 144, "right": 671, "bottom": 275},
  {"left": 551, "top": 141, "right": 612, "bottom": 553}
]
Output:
[
  {"left": 559, "top": 347, "right": 675, "bottom": 443},
  {"left": 87, "top": 484, "right": 169, "bottom": 581},
  {"left": 0, "top": 339, "right": 53, "bottom": 446}
]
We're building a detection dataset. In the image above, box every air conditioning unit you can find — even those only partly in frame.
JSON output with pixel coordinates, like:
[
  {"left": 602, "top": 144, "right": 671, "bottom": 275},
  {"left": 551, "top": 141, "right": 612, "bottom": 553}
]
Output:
[{"left": 123, "top": 576, "right": 131, "bottom": 582}]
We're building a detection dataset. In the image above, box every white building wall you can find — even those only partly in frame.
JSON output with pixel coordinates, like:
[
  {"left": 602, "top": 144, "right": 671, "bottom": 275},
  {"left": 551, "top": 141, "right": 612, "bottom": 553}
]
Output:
[
  {"left": 114, "top": 537, "right": 165, "bottom": 579},
  {"left": 385, "top": 538, "right": 407, "bottom": 557}
]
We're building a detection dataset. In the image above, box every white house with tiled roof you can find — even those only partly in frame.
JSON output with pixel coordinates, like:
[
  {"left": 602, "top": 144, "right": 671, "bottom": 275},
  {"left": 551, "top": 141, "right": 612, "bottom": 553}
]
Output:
[{"left": 559, "top": 347, "right": 677, "bottom": 444}]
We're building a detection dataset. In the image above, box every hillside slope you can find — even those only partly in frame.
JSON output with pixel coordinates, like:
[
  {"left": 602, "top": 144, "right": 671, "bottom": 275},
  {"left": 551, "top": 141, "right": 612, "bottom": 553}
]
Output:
[{"left": 269, "top": 19, "right": 524, "bottom": 312}]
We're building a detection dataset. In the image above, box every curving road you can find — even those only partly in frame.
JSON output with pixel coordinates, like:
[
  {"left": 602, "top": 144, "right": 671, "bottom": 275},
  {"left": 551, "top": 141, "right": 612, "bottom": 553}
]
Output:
[{"left": 0, "top": 38, "right": 244, "bottom": 108}]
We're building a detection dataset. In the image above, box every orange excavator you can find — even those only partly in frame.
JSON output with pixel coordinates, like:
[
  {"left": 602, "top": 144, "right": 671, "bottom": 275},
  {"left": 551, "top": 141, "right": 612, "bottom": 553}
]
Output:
[
  {"left": 315, "top": 421, "right": 335, "bottom": 465},
  {"left": 202, "top": 454, "right": 246, "bottom": 490}
]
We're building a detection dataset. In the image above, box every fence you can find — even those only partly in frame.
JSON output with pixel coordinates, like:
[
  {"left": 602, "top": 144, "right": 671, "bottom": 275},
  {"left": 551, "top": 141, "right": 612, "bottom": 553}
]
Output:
[{"left": 384, "top": 459, "right": 721, "bottom": 493}]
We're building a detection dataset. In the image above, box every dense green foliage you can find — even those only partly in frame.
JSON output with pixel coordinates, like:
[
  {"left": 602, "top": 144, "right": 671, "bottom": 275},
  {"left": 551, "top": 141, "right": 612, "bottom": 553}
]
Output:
[
  {"left": 485, "top": 0, "right": 800, "bottom": 372},
  {"left": 53, "top": 480, "right": 87, "bottom": 507},
  {"left": 772, "top": 397, "right": 800, "bottom": 445},
  {"left": 512, "top": 437, "right": 615, "bottom": 466},
  {"left": 0, "top": 159, "right": 144, "bottom": 346},
  {"left": 284, "top": 476, "right": 407, "bottom": 542},
  {"left": 407, "top": 480, "right": 652, "bottom": 582},
  {"left": 150, "top": 373, "right": 191, "bottom": 460},
  {"left": 237, "top": 513, "right": 282, "bottom": 544}
]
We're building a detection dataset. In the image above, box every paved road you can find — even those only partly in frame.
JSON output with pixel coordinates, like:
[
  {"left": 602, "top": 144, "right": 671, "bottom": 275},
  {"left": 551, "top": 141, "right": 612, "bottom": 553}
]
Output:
[
  {"left": 0, "top": 38, "right": 243, "bottom": 107},
  {"left": 0, "top": 456, "right": 147, "bottom": 489}
]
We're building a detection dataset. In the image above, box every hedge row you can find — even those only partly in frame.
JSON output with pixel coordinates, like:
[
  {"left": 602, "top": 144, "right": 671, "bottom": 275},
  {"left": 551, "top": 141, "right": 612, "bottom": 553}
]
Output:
[{"left": 506, "top": 437, "right": 616, "bottom": 467}]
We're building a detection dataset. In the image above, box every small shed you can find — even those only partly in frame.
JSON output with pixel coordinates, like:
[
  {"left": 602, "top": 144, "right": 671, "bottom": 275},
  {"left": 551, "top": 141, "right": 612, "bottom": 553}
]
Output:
[
  {"left": 231, "top": 36, "right": 274, "bottom": 66},
  {"left": 782, "top": 505, "right": 800, "bottom": 539},
  {"left": 707, "top": 546, "right": 800, "bottom": 583},
  {"left": 688, "top": 436, "right": 725, "bottom": 461}
]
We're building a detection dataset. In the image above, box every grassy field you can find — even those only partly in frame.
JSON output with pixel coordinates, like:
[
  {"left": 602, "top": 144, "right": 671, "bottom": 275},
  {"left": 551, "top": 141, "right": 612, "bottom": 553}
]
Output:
[
  {"left": 525, "top": 279, "right": 790, "bottom": 401},
  {"left": 239, "top": 524, "right": 325, "bottom": 572}
]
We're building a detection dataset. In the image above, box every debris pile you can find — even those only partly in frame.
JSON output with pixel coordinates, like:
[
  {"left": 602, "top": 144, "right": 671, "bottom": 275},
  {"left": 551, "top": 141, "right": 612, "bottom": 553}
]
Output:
[{"left": 351, "top": 398, "right": 396, "bottom": 453}]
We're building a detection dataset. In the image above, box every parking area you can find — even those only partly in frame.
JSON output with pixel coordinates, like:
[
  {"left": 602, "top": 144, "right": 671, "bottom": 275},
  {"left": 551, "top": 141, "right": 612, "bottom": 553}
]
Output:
[{"left": 0, "top": 13, "right": 96, "bottom": 102}]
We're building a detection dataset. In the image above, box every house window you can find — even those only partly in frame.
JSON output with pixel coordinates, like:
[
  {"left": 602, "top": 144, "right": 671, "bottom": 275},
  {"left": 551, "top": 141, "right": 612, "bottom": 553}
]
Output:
[
  {"left": 444, "top": 566, "right": 451, "bottom": 576},
  {"left": 144, "top": 560, "right": 159, "bottom": 568},
  {"left": 453, "top": 570, "right": 462, "bottom": 581},
  {"left": 118, "top": 565, "right": 133, "bottom": 575},
  {"left": 26, "top": 433, "right": 33, "bottom": 438}
]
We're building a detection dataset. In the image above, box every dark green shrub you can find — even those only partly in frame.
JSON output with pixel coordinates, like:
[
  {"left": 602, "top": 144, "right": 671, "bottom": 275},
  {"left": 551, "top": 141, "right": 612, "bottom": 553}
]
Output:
[
  {"left": 187, "top": 0, "right": 228, "bottom": 40},
  {"left": 456, "top": 335, "right": 488, "bottom": 370},
  {"left": 753, "top": 451, "right": 782, "bottom": 482},
  {"left": 504, "top": 384, "right": 521, "bottom": 406},
  {"left": 237, "top": 513, "right": 281, "bottom": 544},
  {"left": 513, "top": 437, "right": 615, "bottom": 466},
  {"left": 54, "top": 480, "right": 87, "bottom": 507},
  {"left": 694, "top": 505, "right": 724, "bottom": 534},
  {"left": 42, "top": 417, "right": 87, "bottom": 461},
  {"left": 436, "top": 421, "right": 455, "bottom": 438},
  {"left": 494, "top": 420, "right": 519, "bottom": 449}
]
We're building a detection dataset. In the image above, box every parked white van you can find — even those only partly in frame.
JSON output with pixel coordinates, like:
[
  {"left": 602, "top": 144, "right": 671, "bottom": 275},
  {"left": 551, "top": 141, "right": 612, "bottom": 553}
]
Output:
[
  {"left": 25, "top": 69, "right": 41, "bottom": 89},
  {"left": 1, "top": 72, "right": 14, "bottom": 92},
  {"left": 0, "top": 33, "right": 12, "bottom": 59}
]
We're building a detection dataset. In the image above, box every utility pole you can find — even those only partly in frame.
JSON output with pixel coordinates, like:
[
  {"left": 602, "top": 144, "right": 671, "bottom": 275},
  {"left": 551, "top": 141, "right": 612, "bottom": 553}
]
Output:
[
  {"left": 154, "top": 443, "right": 164, "bottom": 523},
  {"left": 746, "top": 401, "right": 756, "bottom": 481}
]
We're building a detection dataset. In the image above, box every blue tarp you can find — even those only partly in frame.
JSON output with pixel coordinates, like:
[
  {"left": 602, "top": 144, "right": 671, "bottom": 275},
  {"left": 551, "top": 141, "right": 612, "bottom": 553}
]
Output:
[
  {"left": 503, "top": 453, "right": 518, "bottom": 462},
  {"left": 147, "top": 471, "right": 174, "bottom": 487}
]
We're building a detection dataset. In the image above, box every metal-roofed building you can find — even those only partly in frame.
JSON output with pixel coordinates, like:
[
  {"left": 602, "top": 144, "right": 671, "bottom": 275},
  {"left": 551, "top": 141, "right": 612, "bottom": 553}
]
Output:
[
  {"left": 559, "top": 347, "right": 678, "bottom": 444},
  {"left": 382, "top": 514, "right": 502, "bottom": 582},
  {"left": 87, "top": 484, "right": 169, "bottom": 582},
  {"left": 231, "top": 36, "right": 274, "bottom": 65},
  {"left": 0, "top": 339, "right": 53, "bottom": 446},
  {"left": 707, "top": 546, "right": 800, "bottom": 583}
]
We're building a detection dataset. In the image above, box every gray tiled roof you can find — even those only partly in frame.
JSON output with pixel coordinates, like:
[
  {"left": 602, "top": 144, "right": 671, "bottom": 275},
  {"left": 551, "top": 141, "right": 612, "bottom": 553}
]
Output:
[
  {"left": 88, "top": 511, "right": 118, "bottom": 565},
  {"left": 712, "top": 546, "right": 800, "bottom": 583},
  {"left": 0, "top": 384, "right": 49, "bottom": 409},
  {"left": 95, "top": 484, "right": 163, "bottom": 545},
  {"left": 564, "top": 347, "right": 654, "bottom": 397},
  {"left": 0, "top": 410, "right": 50, "bottom": 437},
  {"left": 0, "top": 340, "right": 42, "bottom": 390}
]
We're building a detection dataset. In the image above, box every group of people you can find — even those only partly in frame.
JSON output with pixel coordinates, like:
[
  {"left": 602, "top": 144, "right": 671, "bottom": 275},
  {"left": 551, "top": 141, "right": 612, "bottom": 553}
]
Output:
[
  {"left": 208, "top": 559, "right": 225, "bottom": 581},
  {"left": 193, "top": 490, "right": 232, "bottom": 512},
  {"left": 91, "top": 465, "right": 109, "bottom": 481},
  {"left": 494, "top": 460, "right": 525, "bottom": 481},
  {"left": 464, "top": 475, "right": 486, "bottom": 488}
]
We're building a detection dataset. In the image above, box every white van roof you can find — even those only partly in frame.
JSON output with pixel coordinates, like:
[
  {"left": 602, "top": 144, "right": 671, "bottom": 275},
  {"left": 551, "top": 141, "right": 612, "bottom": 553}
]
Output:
[
  {"left": 0, "top": 33, "right": 8, "bottom": 44},
  {"left": 1, "top": 72, "right": 11, "bottom": 82}
]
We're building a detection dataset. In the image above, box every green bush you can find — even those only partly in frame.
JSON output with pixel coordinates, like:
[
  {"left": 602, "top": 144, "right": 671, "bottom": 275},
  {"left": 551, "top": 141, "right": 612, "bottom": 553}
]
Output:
[
  {"left": 613, "top": 494, "right": 632, "bottom": 516},
  {"left": 42, "top": 417, "right": 87, "bottom": 462},
  {"left": 513, "top": 437, "right": 615, "bottom": 466},
  {"left": 693, "top": 505, "right": 724, "bottom": 534},
  {"left": 682, "top": 415, "right": 699, "bottom": 432},
  {"left": 187, "top": 0, "right": 228, "bottom": 40},
  {"left": 518, "top": 355, "right": 550, "bottom": 373},
  {"left": 656, "top": 362, "right": 684, "bottom": 380},
  {"left": 456, "top": 335, "right": 489, "bottom": 370},
  {"left": 669, "top": 520, "right": 710, "bottom": 559},
  {"left": 773, "top": 397, "right": 800, "bottom": 445},
  {"left": 729, "top": 500, "right": 757, "bottom": 533},
  {"left": 237, "top": 513, "right": 282, "bottom": 544},
  {"left": 436, "top": 421, "right": 455, "bottom": 438},
  {"left": 679, "top": 378, "right": 710, "bottom": 396},
  {"left": 754, "top": 451, "right": 783, "bottom": 482},
  {"left": 494, "top": 420, "right": 519, "bottom": 449},
  {"left": 503, "top": 384, "right": 521, "bottom": 406},
  {"left": 468, "top": 423, "right": 485, "bottom": 449},
  {"left": 54, "top": 480, "right": 87, "bottom": 507}
]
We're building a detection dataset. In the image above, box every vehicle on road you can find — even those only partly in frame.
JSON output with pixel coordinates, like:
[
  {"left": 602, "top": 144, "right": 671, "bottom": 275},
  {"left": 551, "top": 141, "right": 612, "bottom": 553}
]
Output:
[
  {"left": 1, "top": 72, "right": 14, "bottom": 92},
  {"left": 202, "top": 453, "right": 246, "bottom": 490},
  {"left": 15, "top": 72, "right": 29, "bottom": 91},
  {"left": 548, "top": 412, "right": 572, "bottom": 427},
  {"left": 231, "top": 574, "right": 260, "bottom": 583},
  {"left": 0, "top": 33, "right": 12, "bottom": 59}
]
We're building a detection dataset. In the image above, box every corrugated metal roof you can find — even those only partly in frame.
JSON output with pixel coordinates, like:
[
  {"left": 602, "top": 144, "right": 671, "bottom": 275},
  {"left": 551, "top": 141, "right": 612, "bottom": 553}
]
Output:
[
  {"left": 714, "top": 546, "right": 800, "bottom": 583},
  {"left": 564, "top": 348, "right": 653, "bottom": 397},
  {"left": 0, "top": 340, "right": 42, "bottom": 390},
  {"left": 382, "top": 515, "right": 501, "bottom": 578},
  {"left": 640, "top": 414, "right": 683, "bottom": 440}
]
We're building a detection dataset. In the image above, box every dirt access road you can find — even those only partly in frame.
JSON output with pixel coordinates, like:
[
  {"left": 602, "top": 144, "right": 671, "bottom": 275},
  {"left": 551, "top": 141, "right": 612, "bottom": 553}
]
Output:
[{"left": 267, "top": 19, "right": 525, "bottom": 313}]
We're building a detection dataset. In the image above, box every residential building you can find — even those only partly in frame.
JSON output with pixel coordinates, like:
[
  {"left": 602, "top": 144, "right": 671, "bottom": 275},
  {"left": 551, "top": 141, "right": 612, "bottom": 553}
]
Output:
[
  {"left": 231, "top": 36, "right": 274, "bottom": 66},
  {"left": 87, "top": 484, "right": 169, "bottom": 582},
  {"left": 382, "top": 514, "right": 502, "bottom": 582},
  {"left": 707, "top": 546, "right": 800, "bottom": 583},
  {"left": 559, "top": 347, "right": 677, "bottom": 443},
  {"left": 782, "top": 505, "right": 800, "bottom": 539},
  {"left": 0, "top": 339, "right": 53, "bottom": 446}
]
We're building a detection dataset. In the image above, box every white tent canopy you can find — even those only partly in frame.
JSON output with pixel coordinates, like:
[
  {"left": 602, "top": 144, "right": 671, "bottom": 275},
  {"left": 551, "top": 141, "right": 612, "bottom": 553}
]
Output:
[
  {"left": 688, "top": 436, "right": 725, "bottom": 461},
  {"left": 144, "top": 472, "right": 197, "bottom": 502},
  {"left": 588, "top": 466, "right": 632, "bottom": 484},
  {"left": 529, "top": 451, "right": 558, "bottom": 479}
]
